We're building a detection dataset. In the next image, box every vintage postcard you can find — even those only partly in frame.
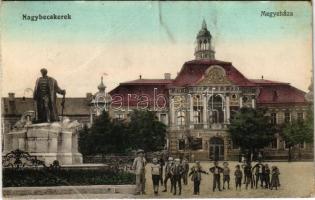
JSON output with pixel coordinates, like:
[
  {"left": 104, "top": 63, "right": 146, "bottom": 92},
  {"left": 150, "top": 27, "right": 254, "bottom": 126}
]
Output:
[{"left": 1, "top": 1, "right": 314, "bottom": 199}]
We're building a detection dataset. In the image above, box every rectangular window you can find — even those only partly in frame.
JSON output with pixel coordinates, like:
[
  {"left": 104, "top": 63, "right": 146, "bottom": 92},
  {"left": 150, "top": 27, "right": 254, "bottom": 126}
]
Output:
[
  {"left": 160, "top": 113, "right": 167, "bottom": 124},
  {"left": 284, "top": 112, "right": 291, "bottom": 123},
  {"left": 271, "top": 113, "right": 277, "bottom": 125},
  {"left": 277, "top": 113, "right": 284, "bottom": 124},
  {"left": 297, "top": 112, "right": 304, "bottom": 121},
  {"left": 193, "top": 107, "right": 202, "bottom": 124},
  {"left": 191, "top": 138, "right": 203, "bottom": 150},
  {"left": 177, "top": 111, "right": 185, "bottom": 126},
  {"left": 178, "top": 139, "right": 185, "bottom": 150}
]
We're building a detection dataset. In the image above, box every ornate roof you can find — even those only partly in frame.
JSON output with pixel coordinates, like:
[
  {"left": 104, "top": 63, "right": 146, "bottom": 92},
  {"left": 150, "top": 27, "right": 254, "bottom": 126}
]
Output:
[{"left": 172, "top": 59, "right": 255, "bottom": 87}]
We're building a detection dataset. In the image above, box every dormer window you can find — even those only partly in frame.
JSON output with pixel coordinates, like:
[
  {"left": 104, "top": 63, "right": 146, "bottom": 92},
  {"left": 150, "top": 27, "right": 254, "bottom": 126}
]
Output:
[{"left": 272, "top": 90, "right": 278, "bottom": 101}]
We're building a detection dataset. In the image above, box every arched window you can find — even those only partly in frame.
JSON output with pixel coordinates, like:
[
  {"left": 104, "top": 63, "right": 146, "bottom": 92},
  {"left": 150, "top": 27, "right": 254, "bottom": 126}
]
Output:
[
  {"left": 204, "top": 40, "right": 208, "bottom": 50},
  {"left": 177, "top": 110, "right": 185, "bottom": 126},
  {"left": 193, "top": 106, "right": 202, "bottom": 124},
  {"left": 209, "top": 95, "right": 224, "bottom": 123}
]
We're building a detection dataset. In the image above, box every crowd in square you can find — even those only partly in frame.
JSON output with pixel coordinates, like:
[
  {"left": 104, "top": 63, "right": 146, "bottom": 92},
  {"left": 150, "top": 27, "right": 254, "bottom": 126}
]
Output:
[{"left": 132, "top": 149, "right": 281, "bottom": 196}]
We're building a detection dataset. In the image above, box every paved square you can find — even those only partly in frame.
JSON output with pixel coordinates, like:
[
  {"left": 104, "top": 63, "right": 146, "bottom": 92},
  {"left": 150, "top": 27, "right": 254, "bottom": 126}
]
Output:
[
  {"left": 143, "top": 161, "right": 315, "bottom": 198},
  {"left": 3, "top": 161, "right": 314, "bottom": 199}
]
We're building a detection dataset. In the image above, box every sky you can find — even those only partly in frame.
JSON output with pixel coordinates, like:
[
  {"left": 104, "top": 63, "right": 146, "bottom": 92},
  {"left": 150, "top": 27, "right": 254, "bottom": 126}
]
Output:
[{"left": 1, "top": 1, "right": 313, "bottom": 97}]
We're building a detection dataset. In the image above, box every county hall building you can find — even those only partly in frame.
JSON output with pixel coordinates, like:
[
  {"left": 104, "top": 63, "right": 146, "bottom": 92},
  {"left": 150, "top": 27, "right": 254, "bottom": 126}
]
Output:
[
  {"left": 2, "top": 20, "right": 313, "bottom": 161},
  {"left": 108, "top": 20, "right": 313, "bottom": 161}
]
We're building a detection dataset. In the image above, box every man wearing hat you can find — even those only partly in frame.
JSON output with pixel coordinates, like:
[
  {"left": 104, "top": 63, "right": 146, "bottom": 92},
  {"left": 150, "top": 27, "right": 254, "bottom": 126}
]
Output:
[
  {"left": 182, "top": 158, "right": 190, "bottom": 185},
  {"left": 171, "top": 158, "right": 184, "bottom": 195},
  {"left": 132, "top": 149, "right": 147, "bottom": 195},
  {"left": 162, "top": 157, "right": 174, "bottom": 193}
]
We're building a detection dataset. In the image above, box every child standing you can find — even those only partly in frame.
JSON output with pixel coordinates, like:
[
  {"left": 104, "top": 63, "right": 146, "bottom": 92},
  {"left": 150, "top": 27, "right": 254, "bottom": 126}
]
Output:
[
  {"left": 209, "top": 161, "right": 224, "bottom": 192},
  {"left": 264, "top": 164, "right": 271, "bottom": 189},
  {"left": 222, "top": 162, "right": 231, "bottom": 190},
  {"left": 189, "top": 161, "right": 208, "bottom": 195},
  {"left": 234, "top": 165, "right": 243, "bottom": 190},
  {"left": 151, "top": 158, "right": 161, "bottom": 195},
  {"left": 270, "top": 166, "right": 280, "bottom": 190},
  {"left": 244, "top": 161, "right": 254, "bottom": 189}
]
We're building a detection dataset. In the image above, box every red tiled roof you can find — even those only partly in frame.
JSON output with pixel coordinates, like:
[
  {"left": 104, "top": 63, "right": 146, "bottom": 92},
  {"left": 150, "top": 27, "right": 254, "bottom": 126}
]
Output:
[
  {"left": 256, "top": 84, "right": 306, "bottom": 104},
  {"left": 109, "top": 84, "right": 169, "bottom": 107},
  {"left": 120, "top": 79, "right": 173, "bottom": 85},
  {"left": 109, "top": 59, "right": 308, "bottom": 107},
  {"left": 172, "top": 59, "right": 256, "bottom": 87},
  {"left": 249, "top": 79, "right": 289, "bottom": 85}
]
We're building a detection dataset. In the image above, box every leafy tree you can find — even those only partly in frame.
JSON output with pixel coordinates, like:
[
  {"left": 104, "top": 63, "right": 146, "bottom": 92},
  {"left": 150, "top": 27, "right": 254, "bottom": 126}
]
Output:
[
  {"left": 79, "top": 110, "right": 166, "bottom": 155},
  {"left": 79, "top": 111, "right": 129, "bottom": 155},
  {"left": 78, "top": 124, "right": 91, "bottom": 155},
  {"left": 305, "top": 106, "right": 314, "bottom": 137},
  {"left": 127, "top": 110, "right": 166, "bottom": 152},
  {"left": 228, "top": 107, "right": 276, "bottom": 162},
  {"left": 282, "top": 107, "right": 313, "bottom": 161}
]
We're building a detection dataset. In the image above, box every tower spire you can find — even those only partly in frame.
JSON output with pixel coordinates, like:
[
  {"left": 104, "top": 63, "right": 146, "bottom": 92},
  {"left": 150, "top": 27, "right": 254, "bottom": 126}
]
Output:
[
  {"left": 194, "top": 20, "right": 215, "bottom": 60},
  {"left": 98, "top": 76, "right": 106, "bottom": 92},
  {"left": 202, "top": 19, "right": 207, "bottom": 29}
]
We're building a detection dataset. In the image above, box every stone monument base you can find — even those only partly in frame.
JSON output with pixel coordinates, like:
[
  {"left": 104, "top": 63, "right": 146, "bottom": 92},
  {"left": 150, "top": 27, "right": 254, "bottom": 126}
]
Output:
[{"left": 3, "top": 118, "right": 83, "bottom": 165}]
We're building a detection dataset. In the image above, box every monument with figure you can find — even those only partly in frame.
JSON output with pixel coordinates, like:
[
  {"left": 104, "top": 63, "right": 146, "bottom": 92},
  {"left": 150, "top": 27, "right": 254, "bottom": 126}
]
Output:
[
  {"left": 33, "top": 68, "right": 66, "bottom": 123},
  {"left": 3, "top": 69, "right": 83, "bottom": 165}
]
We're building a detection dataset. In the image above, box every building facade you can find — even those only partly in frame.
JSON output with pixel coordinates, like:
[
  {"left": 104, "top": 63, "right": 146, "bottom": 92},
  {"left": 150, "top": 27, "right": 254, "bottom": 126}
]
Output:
[{"left": 109, "top": 20, "right": 313, "bottom": 161}]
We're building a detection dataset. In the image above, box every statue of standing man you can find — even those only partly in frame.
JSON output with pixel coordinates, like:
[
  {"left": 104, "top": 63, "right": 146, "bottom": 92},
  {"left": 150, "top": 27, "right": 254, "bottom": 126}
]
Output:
[{"left": 33, "top": 68, "right": 66, "bottom": 123}]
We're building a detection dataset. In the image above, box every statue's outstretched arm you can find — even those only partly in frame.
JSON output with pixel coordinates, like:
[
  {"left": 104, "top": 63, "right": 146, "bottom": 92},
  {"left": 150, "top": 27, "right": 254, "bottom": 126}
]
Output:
[{"left": 55, "top": 80, "right": 66, "bottom": 95}]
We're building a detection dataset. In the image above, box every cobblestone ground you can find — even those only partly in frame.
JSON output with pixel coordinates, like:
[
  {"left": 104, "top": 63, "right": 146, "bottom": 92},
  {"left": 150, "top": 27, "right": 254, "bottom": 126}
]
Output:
[
  {"left": 4, "top": 162, "right": 314, "bottom": 199},
  {"left": 142, "top": 161, "right": 315, "bottom": 198}
]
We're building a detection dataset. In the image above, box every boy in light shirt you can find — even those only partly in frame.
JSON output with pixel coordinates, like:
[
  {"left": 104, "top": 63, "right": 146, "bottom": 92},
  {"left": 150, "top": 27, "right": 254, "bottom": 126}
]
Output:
[{"left": 151, "top": 157, "right": 161, "bottom": 195}]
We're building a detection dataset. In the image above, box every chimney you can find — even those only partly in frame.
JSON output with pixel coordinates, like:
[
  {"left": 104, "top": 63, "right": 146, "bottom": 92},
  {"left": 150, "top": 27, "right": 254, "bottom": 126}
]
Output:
[
  {"left": 8, "top": 93, "right": 15, "bottom": 101},
  {"left": 139, "top": 75, "right": 142, "bottom": 79},
  {"left": 164, "top": 73, "right": 171, "bottom": 80}
]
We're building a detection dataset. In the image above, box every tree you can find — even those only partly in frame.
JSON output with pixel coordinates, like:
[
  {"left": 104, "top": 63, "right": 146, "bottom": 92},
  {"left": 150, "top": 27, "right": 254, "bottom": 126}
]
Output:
[
  {"left": 228, "top": 107, "right": 276, "bottom": 162},
  {"left": 79, "top": 111, "right": 129, "bottom": 155},
  {"left": 79, "top": 110, "right": 166, "bottom": 155},
  {"left": 127, "top": 110, "right": 166, "bottom": 152},
  {"left": 282, "top": 107, "right": 313, "bottom": 161}
]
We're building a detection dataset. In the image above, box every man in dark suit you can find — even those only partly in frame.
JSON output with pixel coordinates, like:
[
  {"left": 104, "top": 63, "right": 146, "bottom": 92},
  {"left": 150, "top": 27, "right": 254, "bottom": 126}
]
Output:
[
  {"left": 252, "top": 161, "right": 265, "bottom": 189},
  {"left": 171, "top": 158, "right": 184, "bottom": 195},
  {"left": 209, "top": 161, "right": 224, "bottom": 192}
]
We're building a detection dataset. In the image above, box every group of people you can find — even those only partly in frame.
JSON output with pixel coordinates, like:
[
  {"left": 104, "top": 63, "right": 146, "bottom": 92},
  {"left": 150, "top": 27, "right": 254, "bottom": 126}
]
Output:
[
  {"left": 241, "top": 160, "right": 281, "bottom": 190},
  {"left": 132, "top": 149, "right": 281, "bottom": 196}
]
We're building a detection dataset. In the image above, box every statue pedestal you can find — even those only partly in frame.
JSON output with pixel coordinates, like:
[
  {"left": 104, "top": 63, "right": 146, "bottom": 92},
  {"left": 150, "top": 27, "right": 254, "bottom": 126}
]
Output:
[{"left": 4, "top": 118, "right": 83, "bottom": 165}]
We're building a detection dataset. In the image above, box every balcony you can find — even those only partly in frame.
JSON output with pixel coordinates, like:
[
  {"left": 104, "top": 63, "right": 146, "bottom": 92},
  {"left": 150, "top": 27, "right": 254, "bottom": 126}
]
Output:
[{"left": 169, "top": 122, "right": 229, "bottom": 131}]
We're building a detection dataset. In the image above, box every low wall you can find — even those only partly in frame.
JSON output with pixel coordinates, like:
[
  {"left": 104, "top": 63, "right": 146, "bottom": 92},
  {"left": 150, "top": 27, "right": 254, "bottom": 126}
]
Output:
[{"left": 3, "top": 185, "right": 136, "bottom": 196}]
